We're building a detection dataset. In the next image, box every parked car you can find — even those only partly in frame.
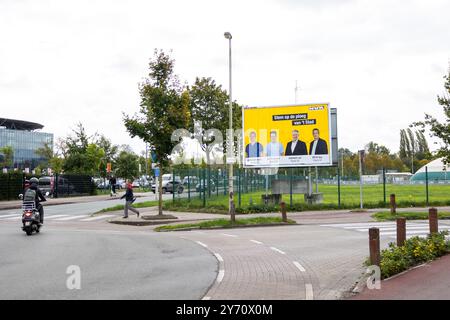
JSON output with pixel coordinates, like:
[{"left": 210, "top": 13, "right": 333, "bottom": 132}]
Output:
[
  {"left": 151, "top": 175, "right": 183, "bottom": 194},
  {"left": 195, "top": 180, "right": 216, "bottom": 192},
  {"left": 182, "top": 176, "right": 199, "bottom": 186}
]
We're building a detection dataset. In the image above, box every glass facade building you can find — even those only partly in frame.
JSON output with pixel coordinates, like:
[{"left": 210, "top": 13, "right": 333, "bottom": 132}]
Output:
[{"left": 0, "top": 119, "right": 53, "bottom": 169}]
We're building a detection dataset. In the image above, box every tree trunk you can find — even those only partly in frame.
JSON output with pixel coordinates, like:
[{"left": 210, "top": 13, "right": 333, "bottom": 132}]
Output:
[{"left": 158, "top": 171, "right": 163, "bottom": 215}]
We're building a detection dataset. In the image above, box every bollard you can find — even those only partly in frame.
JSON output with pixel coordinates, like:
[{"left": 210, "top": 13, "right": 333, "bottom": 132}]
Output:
[
  {"left": 369, "top": 228, "right": 380, "bottom": 267},
  {"left": 396, "top": 217, "right": 406, "bottom": 247},
  {"left": 429, "top": 207, "right": 438, "bottom": 234},
  {"left": 280, "top": 202, "right": 287, "bottom": 223},
  {"left": 390, "top": 194, "right": 396, "bottom": 215}
]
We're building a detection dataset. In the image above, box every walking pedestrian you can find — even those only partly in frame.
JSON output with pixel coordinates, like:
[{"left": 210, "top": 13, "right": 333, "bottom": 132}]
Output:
[
  {"left": 120, "top": 180, "right": 139, "bottom": 218},
  {"left": 109, "top": 175, "right": 117, "bottom": 196}
]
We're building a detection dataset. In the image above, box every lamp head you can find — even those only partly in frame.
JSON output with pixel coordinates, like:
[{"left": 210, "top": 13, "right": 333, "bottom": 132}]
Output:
[{"left": 224, "top": 32, "right": 232, "bottom": 40}]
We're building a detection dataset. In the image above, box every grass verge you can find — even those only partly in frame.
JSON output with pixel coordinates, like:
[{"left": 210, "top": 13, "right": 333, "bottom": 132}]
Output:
[
  {"left": 372, "top": 211, "right": 450, "bottom": 221},
  {"left": 154, "top": 216, "right": 296, "bottom": 232},
  {"left": 93, "top": 200, "right": 158, "bottom": 214}
]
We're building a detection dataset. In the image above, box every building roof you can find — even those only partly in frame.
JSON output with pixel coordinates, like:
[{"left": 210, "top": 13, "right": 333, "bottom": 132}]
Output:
[
  {"left": 411, "top": 158, "right": 450, "bottom": 181},
  {"left": 0, "top": 118, "right": 44, "bottom": 131}
]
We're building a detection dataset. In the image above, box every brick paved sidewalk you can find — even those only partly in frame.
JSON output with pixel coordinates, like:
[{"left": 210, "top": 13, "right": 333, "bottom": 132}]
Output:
[{"left": 351, "top": 254, "right": 450, "bottom": 300}]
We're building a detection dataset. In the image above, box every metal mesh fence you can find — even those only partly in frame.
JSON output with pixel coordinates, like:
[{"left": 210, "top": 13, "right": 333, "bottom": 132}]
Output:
[
  {"left": 0, "top": 173, "right": 96, "bottom": 201},
  {"left": 169, "top": 165, "right": 450, "bottom": 210}
]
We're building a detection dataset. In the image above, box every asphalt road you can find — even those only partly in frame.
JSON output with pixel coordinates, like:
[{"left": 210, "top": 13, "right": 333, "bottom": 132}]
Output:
[{"left": 0, "top": 223, "right": 217, "bottom": 299}]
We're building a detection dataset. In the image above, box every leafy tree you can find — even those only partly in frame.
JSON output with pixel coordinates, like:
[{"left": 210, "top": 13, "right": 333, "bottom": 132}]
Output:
[
  {"left": 0, "top": 146, "right": 14, "bottom": 169},
  {"left": 189, "top": 77, "right": 242, "bottom": 164},
  {"left": 35, "top": 142, "right": 65, "bottom": 173},
  {"left": 123, "top": 50, "right": 191, "bottom": 215},
  {"left": 62, "top": 123, "right": 105, "bottom": 175},
  {"left": 115, "top": 150, "right": 139, "bottom": 181},
  {"left": 413, "top": 68, "right": 450, "bottom": 164},
  {"left": 97, "top": 135, "right": 118, "bottom": 178}
]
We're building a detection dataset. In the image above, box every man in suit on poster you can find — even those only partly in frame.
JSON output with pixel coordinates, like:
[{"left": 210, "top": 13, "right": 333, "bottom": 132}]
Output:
[
  {"left": 285, "top": 129, "right": 307, "bottom": 156},
  {"left": 309, "top": 128, "right": 328, "bottom": 155}
]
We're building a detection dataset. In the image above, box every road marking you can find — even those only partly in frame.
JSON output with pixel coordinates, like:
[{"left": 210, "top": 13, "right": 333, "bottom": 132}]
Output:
[
  {"left": 270, "top": 247, "right": 286, "bottom": 255},
  {"left": 4, "top": 216, "right": 21, "bottom": 220},
  {"left": 0, "top": 214, "right": 20, "bottom": 219},
  {"left": 380, "top": 229, "right": 442, "bottom": 236},
  {"left": 196, "top": 241, "right": 208, "bottom": 248},
  {"left": 293, "top": 261, "right": 306, "bottom": 272},
  {"left": 214, "top": 253, "right": 224, "bottom": 262},
  {"left": 217, "top": 270, "right": 225, "bottom": 283},
  {"left": 80, "top": 215, "right": 116, "bottom": 221},
  {"left": 305, "top": 284, "right": 314, "bottom": 300},
  {"left": 202, "top": 296, "right": 211, "bottom": 300},
  {"left": 55, "top": 215, "right": 90, "bottom": 221},
  {"left": 222, "top": 233, "right": 237, "bottom": 237},
  {"left": 250, "top": 239, "right": 263, "bottom": 245},
  {"left": 355, "top": 226, "right": 433, "bottom": 232},
  {"left": 44, "top": 215, "right": 69, "bottom": 220}
]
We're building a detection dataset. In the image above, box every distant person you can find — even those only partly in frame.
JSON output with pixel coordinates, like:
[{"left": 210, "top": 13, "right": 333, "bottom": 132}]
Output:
[
  {"left": 120, "top": 180, "right": 139, "bottom": 219},
  {"left": 245, "top": 131, "right": 264, "bottom": 158},
  {"left": 109, "top": 175, "right": 117, "bottom": 196},
  {"left": 265, "top": 131, "right": 284, "bottom": 157},
  {"left": 309, "top": 128, "right": 328, "bottom": 155},
  {"left": 285, "top": 129, "right": 307, "bottom": 156}
]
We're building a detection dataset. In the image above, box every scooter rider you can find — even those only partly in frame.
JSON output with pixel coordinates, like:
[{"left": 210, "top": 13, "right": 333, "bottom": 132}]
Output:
[{"left": 23, "top": 177, "right": 46, "bottom": 225}]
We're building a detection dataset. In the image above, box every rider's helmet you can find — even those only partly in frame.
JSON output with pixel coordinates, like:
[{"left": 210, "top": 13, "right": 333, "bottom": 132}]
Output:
[{"left": 29, "top": 177, "right": 39, "bottom": 186}]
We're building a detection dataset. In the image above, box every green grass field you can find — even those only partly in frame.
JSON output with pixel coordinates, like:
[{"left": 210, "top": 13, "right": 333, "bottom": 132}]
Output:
[{"left": 167, "top": 183, "right": 450, "bottom": 213}]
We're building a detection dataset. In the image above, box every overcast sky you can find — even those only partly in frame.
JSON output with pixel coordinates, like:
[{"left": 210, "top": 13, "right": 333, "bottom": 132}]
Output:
[{"left": 1, "top": 0, "right": 449, "bottom": 155}]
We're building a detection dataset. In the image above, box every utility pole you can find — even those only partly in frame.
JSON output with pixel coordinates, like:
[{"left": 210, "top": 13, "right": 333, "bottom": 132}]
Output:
[{"left": 224, "top": 32, "right": 234, "bottom": 220}]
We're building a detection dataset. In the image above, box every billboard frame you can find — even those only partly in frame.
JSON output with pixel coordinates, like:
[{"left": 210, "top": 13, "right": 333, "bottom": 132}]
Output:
[{"left": 241, "top": 102, "right": 334, "bottom": 168}]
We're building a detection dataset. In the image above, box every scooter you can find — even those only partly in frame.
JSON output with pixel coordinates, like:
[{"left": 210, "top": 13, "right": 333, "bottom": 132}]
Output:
[
  {"left": 18, "top": 192, "right": 48, "bottom": 236},
  {"left": 21, "top": 200, "right": 41, "bottom": 236}
]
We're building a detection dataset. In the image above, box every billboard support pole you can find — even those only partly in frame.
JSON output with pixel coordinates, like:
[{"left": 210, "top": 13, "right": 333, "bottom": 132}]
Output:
[
  {"left": 359, "top": 150, "right": 364, "bottom": 209},
  {"left": 315, "top": 166, "right": 319, "bottom": 193}
]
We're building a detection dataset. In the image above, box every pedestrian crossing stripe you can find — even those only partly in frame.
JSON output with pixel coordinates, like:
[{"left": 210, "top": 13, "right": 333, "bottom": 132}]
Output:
[
  {"left": 80, "top": 215, "right": 116, "bottom": 221},
  {"left": 0, "top": 214, "right": 116, "bottom": 222},
  {"left": 320, "top": 222, "right": 450, "bottom": 240}
]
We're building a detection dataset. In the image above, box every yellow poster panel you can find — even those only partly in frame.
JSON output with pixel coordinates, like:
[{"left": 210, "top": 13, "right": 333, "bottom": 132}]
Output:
[{"left": 242, "top": 103, "right": 332, "bottom": 168}]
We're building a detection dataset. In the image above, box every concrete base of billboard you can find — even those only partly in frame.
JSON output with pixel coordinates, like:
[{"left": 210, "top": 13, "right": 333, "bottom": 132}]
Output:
[
  {"left": 304, "top": 192, "right": 324, "bottom": 205},
  {"left": 261, "top": 194, "right": 282, "bottom": 205}
]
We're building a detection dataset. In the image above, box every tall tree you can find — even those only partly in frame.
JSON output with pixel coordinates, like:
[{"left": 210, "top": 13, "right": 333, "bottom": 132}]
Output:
[
  {"left": 62, "top": 123, "right": 105, "bottom": 175},
  {"left": 413, "top": 68, "right": 450, "bottom": 164},
  {"left": 123, "top": 50, "right": 191, "bottom": 215},
  {"left": 115, "top": 150, "right": 139, "bottom": 181},
  {"left": 189, "top": 77, "right": 241, "bottom": 164},
  {"left": 0, "top": 146, "right": 14, "bottom": 169}
]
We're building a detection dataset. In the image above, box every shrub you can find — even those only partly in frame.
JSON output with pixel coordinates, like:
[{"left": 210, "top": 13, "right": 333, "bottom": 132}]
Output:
[{"left": 378, "top": 231, "right": 450, "bottom": 279}]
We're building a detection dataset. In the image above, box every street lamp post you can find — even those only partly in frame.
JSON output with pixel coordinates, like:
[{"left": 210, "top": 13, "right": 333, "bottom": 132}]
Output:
[{"left": 224, "top": 31, "right": 235, "bottom": 220}]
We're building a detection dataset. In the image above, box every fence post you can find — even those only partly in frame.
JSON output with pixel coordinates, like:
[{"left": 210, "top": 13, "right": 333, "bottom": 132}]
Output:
[
  {"left": 7, "top": 173, "right": 11, "bottom": 201},
  {"left": 289, "top": 168, "right": 293, "bottom": 207},
  {"left": 337, "top": 166, "right": 341, "bottom": 208},
  {"left": 280, "top": 201, "right": 287, "bottom": 223},
  {"left": 223, "top": 168, "right": 227, "bottom": 196},
  {"left": 187, "top": 169, "right": 190, "bottom": 202},
  {"left": 172, "top": 170, "right": 175, "bottom": 203},
  {"left": 396, "top": 217, "right": 406, "bottom": 247},
  {"left": 382, "top": 167, "right": 386, "bottom": 206},
  {"left": 238, "top": 168, "right": 241, "bottom": 208},
  {"left": 203, "top": 168, "right": 207, "bottom": 207},
  {"left": 369, "top": 228, "right": 381, "bottom": 267},
  {"left": 390, "top": 194, "right": 396, "bottom": 215},
  {"left": 425, "top": 166, "right": 429, "bottom": 206},
  {"left": 54, "top": 173, "right": 58, "bottom": 198},
  {"left": 216, "top": 169, "right": 219, "bottom": 197},
  {"left": 429, "top": 207, "right": 438, "bottom": 234}
]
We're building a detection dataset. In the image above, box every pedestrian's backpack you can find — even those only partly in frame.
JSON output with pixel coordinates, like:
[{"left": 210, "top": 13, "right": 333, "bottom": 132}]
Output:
[{"left": 24, "top": 188, "right": 36, "bottom": 202}]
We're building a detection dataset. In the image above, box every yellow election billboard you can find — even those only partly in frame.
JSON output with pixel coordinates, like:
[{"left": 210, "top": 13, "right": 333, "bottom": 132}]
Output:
[{"left": 242, "top": 103, "right": 332, "bottom": 168}]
